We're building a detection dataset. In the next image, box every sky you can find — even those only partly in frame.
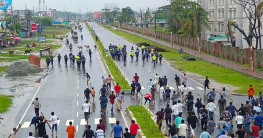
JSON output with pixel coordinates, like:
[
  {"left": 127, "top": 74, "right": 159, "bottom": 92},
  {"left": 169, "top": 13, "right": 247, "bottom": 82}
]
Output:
[{"left": 12, "top": 0, "right": 170, "bottom": 12}]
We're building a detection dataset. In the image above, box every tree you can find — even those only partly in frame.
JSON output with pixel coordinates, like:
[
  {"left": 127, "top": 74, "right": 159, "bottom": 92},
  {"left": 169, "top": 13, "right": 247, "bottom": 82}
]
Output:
[
  {"left": 2, "top": 9, "right": 7, "bottom": 18},
  {"left": 41, "top": 16, "right": 52, "bottom": 26},
  {"left": 118, "top": 7, "right": 136, "bottom": 25},
  {"left": 9, "top": 22, "right": 23, "bottom": 33},
  {"left": 24, "top": 10, "right": 33, "bottom": 32},
  {"left": 4, "top": 16, "right": 12, "bottom": 24}
]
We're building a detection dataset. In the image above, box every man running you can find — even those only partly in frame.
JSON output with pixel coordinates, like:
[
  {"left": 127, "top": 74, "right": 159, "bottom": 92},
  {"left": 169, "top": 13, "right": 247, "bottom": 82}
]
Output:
[
  {"left": 204, "top": 76, "right": 210, "bottom": 92},
  {"left": 110, "top": 121, "right": 124, "bottom": 138},
  {"left": 82, "top": 125, "right": 95, "bottom": 138},
  {"left": 133, "top": 73, "right": 139, "bottom": 82},
  {"left": 32, "top": 98, "right": 41, "bottom": 116},
  {"left": 66, "top": 121, "right": 76, "bottom": 138},
  {"left": 117, "top": 92, "right": 125, "bottom": 110},
  {"left": 100, "top": 94, "right": 108, "bottom": 115},
  {"left": 107, "top": 75, "right": 113, "bottom": 90},
  {"left": 82, "top": 100, "right": 91, "bottom": 123},
  {"left": 47, "top": 112, "right": 59, "bottom": 137},
  {"left": 109, "top": 91, "right": 116, "bottom": 113},
  {"left": 114, "top": 83, "right": 121, "bottom": 96},
  {"left": 91, "top": 87, "right": 95, "bottom": 102},
  {"left": 154, "top": 74, "right": 159, "bottom": 89},
  {"left": 174, "top": 75, "right": 181, "bottom": 91},
  {"left": 84, "top": 87, "right": 91, "bottom": 100},
  {"left": 181, "top": 74, "right": 188, "bottom": 85}
]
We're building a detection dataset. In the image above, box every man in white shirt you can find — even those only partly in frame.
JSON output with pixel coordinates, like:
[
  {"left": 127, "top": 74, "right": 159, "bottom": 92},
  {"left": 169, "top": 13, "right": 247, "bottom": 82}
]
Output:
[
  {"left": 32, "top": 98, "right": 41, "bottom": 116},
  {"left": 206, "top": 101, "right": 216, "bottom": 119},
  {"left": 27, "top": 132, "right": 35, "bottom": 138},
  {"left": 147, "top": 79, "right": 154, "bottom": 89},
  {"left": 153, "top": 74, "right": 159, "bottom": 89},
  {"left": 47, "top": 112, "right": 59, "bottom": 137},
  {"left": 172, "top": 101, "right": 179, "bottom": 121},
  {"left": 235, "top": 112, "right": 244, "bottom": 127},
  {"left": 254, "top": 104, "right": 262, "bottom": 113},
  {"left": 82, "top": 100, "right": 91, "bottom": 123},
  {"left": 178, "top": 120, "right": 187, "bottom": 137},
  {"left": 95, "top": 125, "right": 105, "bottom": 138},
  {"left": 177, "top": 100, "right": 184, "bottom": 116}
]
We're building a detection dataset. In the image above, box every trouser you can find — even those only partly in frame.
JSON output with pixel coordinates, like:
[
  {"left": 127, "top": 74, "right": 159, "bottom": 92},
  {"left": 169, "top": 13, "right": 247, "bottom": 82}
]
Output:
[
  {"left": 117, "top": 100, "right": 122, "bottom": 109},
  {"left": 163, "top": 85, "right": 167, "bottom": 90},
  {"left": 197, "top": 109, "right": 201, "bottom": 118},
  {"left": 35, "top": 108, "right": 39, "bottom": 116},
  {"left": 131, "top": 89, "right": 135, "bottom": 96},
  {"left": 173, "top": 114, "right": 178, "bottom": 121},
  {"left": 101, "top": 106, "right": 107, "bottom": 114},
  {"left": 144, "top": 98, "right": 151, "bottom": 104},
  {"left": 166, "top": 117, "right": 171, "bottom": 126},
  {"left": 249, "top": 95, "right": 253, "bottom": 100},
  {"left": 166, "top": 96, "right": 170, "bottom": 102},
  {"left": 178, "top": 136, "right": 185, "bottom": 138},
  {"left": 208, "top": 111, "right": 214, "bottom": 119},
  {"left": 219, "top": 106, "right": 225, "bottom": 115},
  {"left": 84, "top": 112, "right": 89, "bottom": 120},
  {"left": 131, "top": 134, "right": 137, "bottom": 138},
  {"left": 204, "top": 85, "right": 209, "bottom": 91},
  {"left": 245, "top": 122, "right": 251, "bottom": 132},
  {"left": 158, "top": 120, "right": 162, "bottom": 130},
  {"left": 201, "top": 121, "right": 207, "bottom": 129}
]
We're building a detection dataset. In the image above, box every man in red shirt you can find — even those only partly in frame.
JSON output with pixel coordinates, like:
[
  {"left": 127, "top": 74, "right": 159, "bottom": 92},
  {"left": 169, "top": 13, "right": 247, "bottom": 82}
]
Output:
[
  {"left": 114, "top": 83, "right": 121, "bottom": 96},
  {"left": 129, "top": 120, "right": 140, "bottom": 138},
  {"left": 133, "top": 73, "right": 139, "bottom": 82},
  {"left": 96, "top": 119, "right": 105, "bottom": 132}
]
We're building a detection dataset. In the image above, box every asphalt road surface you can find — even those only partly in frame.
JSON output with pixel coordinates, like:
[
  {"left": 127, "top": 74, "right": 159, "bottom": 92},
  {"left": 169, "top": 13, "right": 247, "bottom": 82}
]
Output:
[
  {"left": 88, "top": 22, "right": 240, "bottom": 137},
  {"left": 15, "top": 24, "right": 127, "bottom": 137}
]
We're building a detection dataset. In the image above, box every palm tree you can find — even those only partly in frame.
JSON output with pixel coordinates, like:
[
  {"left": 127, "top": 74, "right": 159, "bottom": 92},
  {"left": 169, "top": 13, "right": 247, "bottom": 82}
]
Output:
[{"left": 195, "top": 5, "right": 210, "bottom": 39}]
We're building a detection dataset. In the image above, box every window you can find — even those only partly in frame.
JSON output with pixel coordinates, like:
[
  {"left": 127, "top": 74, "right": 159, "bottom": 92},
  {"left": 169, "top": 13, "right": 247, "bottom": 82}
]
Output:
[
  {"left": 221, "top": 0, "right": 224, "bottom": 6},
  {"left": 218, "top": 11, "right": 220, "bottom": 19},
  {"left": 232, "top": 10, "right": 236, "bottom": 19},
  {"left": 212, "top": 0, "right": 214, "bottom": 6},
  {"left": 221, "top": 11, "right": 224, "bottom": 18},
  {"left": 209, "top": 0, "right": 211, "bottom": 6},
  {"left": 217, "top": 23, "right": 220, "bottom": 31},
  {"left": 220, "top": 23, "right": 224, "bottom": 32},
  {"left": 228, "top": 10, "right": 231, "bottom": 18},
  {"left": 218, "top": 0, "right": 220, "bottom": 6}
]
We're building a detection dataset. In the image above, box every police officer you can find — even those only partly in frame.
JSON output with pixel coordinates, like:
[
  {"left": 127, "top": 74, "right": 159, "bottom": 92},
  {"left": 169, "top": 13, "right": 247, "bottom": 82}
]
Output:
[{"left": 130, "top": 51, "right": 134, "bottom": 60}]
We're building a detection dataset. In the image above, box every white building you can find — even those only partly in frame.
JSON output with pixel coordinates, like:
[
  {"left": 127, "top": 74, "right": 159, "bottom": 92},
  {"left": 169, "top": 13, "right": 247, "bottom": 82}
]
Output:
[{"left": 198, "top": 0, "right": 262, "bottom": 49}]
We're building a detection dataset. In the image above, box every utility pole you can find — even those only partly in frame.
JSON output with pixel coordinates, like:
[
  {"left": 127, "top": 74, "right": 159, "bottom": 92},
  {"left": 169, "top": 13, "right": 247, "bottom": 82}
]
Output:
[
  {"left": 154, "top": 12, "right": 156, "bottom": 40},
  {"left": 39, "top": 0, "right": 41, "bottom": 12},
  {"left": 140, "top": 9, "right": 143, "bottom": 28}
]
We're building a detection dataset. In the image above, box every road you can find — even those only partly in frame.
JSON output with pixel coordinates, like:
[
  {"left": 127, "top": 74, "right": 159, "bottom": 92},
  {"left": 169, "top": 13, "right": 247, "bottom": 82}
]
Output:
[
  {"left": 15, "top": 24, "right": 127, "bottom": 137},
  {"left": 89, "top": 22, "right": 241, "bottom": 137}
]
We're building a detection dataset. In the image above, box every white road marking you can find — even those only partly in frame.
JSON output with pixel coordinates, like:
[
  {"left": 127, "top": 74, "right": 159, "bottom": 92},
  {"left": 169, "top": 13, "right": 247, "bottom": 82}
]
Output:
[
  {"left": 188, "top": 87, "right": 195, "bottom": 90},
  {"left": 78, "top": 80, "right": 79, "bottom": 83},
  {"left": 77, "top": 101, "right": 78, "bottom": 106},
  {"left": 77, "top": 86, "right": 79, "bottom": 89},
  {"left": 76, "top": 125, "right": 78, "bottom": 132},
  {"left": 66, "top": 120, "right": 74, "bottom": 126},
  {"left": 57, "top": 120, "right": 60, "bottom": 126},
  {"left": 21, "top": 122, "right": 30, "bottom": 128},
  {"left": 77, "top": 112, "right": 78, "bottom": 117},
  {"left": 80, "top": 119, "right": 86, "bottom": 125},
  {"left": 148, "top": 70, "right": 151, "bottom": 72},
  {"left": 17, "top": 84, "right": 42, "bottom": 128},
  {"left": 108, "top": 118, "right": 116, "bottom": 124},
  {"left": 160, "top": 87, "right": 175, "bottom": 90},
  {"left": 197, "top": 87, "right": 203, "bottom": 90},
  {"left": 95, "top": 118, "right": 100, "bottom": 124},
  {"left": 77, "top": 93, "right": 79, "bottom": 97},
  {"left": 141, "top": 86, "right": 145, "bottom": 90}
]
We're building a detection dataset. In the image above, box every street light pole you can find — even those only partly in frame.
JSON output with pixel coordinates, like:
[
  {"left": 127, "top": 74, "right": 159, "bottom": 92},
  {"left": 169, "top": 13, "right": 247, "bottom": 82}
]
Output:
[{"left": 154, "top": 12, "right": 156, "bottom": 40}]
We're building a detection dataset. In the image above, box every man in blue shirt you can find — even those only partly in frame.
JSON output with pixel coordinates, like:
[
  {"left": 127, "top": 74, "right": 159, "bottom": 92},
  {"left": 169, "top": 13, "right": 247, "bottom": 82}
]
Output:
[
  {"left": 254, "top": 112, "right": 263, "bottom": 126},
  {"left": 162, "top": 76, "right": 168, "bottom": 91},
  {"left": 100, "top": 95, "right": 108, "bottom": 115},
  {"left": 207, "top": 88, "right": 216, "bottom": 101},
  {"left": 110, "top": 121, "right": 123, "bottom": 138},
  {"left": 100, "top": 85, "right": 107, "bottom": 96}
]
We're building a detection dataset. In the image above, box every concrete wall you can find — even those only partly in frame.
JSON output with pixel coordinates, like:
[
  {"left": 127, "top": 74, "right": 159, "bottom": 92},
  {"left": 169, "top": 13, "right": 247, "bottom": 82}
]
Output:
[{"left": 114, "top": 23, "right": 263, "bottom": 67}]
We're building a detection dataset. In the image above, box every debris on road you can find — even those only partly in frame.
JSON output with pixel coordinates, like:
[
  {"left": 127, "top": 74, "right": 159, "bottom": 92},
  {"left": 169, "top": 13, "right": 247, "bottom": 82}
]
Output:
[{"left": 5, "top": 61, "right": 43, "bottom": 77}]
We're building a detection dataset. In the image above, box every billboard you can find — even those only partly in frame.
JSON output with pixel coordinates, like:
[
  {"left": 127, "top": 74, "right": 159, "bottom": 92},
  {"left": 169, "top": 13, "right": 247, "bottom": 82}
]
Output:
[
  {"left": 94, "top": 11, "right": 102, "bottom": 19},
  {"left": 0, "top": 0, "right": 12, "bottom": 10},
  {"left": 31, "top": 24, "right": 37, "bottom": 31},
  {"left": 38, "top": 36, "right": 45, "bottom": 42}
]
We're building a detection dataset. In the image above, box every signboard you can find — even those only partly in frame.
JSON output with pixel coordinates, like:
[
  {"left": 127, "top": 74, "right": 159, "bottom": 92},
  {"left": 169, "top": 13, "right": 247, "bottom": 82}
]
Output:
[
  {"left": 31, "top": 24, "right": 37, "bottom": 31},
  {"left": 0, "top": 0, "right": 12, "bottom": 10},
  {"left": 38, "top": 36, "right": 45, "bottom": 42},
  {"left": 38, "top": 25, "right": 43, "bottom": 33}
]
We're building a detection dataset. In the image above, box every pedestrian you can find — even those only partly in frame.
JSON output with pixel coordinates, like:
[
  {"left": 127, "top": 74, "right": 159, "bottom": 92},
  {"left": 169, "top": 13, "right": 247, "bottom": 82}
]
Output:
[
  {"left": 147, "top": 79, "right": 154, "bottom": 89},
  {"left": 234, "top": 125, "right": 246, "bottom": 138},
  {"left": 162, "top": 76, "right": 168, "bottom": 91},
  {"left": 174, "top": 75, "right": 181, "bottom": 91},
  {"left": 200, "top": 110, "right": 208, "bottom": 129},
  {"left": 254, "top": 103, "right": 262, "bottom": 114},
  {"left": 46, "top": 57, "right": 50, "bottom": 69},
  {"left": 32, "top": 98, "right": 41, "bottom": 116},
  {"left": 259, "top": 97, "right": 263, "bottom": 112},
  {"left": 218, "top": 95, "right": 226, "bottom": 115},
  {"left": 254, "top": 112, "right": 263, "bottom": 127},
  {"left": 91, "top": 87, "right": 95, "bottom": 102},
  {"left": 124, "top": 128, "right": 131, "bottom": 138},
  {"left": 50, "top": 56, "right": 53, "bottom": 66},
  {"left": 57, "top": 54, "right": 61, "bottom": 64},
  {"left": 154, "top": 74, "right": 159, "bottom": 89},
  {"left": 133, "top": 73, "right": 139, "bottom": 82},
  {"left": 66, "top": 121, "right": 76, "bottom": 138},
  {"left": 199, "top": 127, "right": 211, "bottom": 138},
  {"left": 172, "top": 101, "right": 179, "bottom": 121},
  {"left": 130, "top": 81, "right": 135, "bottom": 97},
  {"left": 167, "top": 123, "right": 177, "bottom": 138},
  {"left": 178, "top": 120, "right": 187, "bottom": 138},
  {"left": 177, "top": 100, "right": 184, "bottom": 116},
  {"left": 156, "top": 108, "right": 164, "bottom": 130},
  {"left": 235, "top": 112, "right": 244, "bottom": 128},
  {"left": 206, "top": 100, "right": 216, "bottom": 119},
  {"left": 171, "top": 90, "right": 179, "bottom": 104},
  {"left": 129, "top": 120, "right": 140, "bottom": 138},
  {"left": 186, "top": 92, "right": 194, "bottom": 112},
  {"left": 248, "top": 84, "right": 255, "bottom": 100},
  {"left": 99, "top": 85, "right": 107, "bottom": 96},
  {"left": 47, "top": 112, "right": 59, "bottom": 137},
  {"left": 95, "top": 126, "right": 105, "bottom": 138},
  {"left": 164, "top": 104, "right": 172, "bottom": 126},
  {"left": 217, "top": 117, "right": 227, "bottom": 129},
  {"left": 207, "top": 117, "right": 216, "bottom": 138},
  {"left": 102, "top": 76, "right": 107, "bottom": 87},
  {"left": 27, "top": 132, "right": 35, "bottom": 138},
  {"left": 9, "top": 127, "right": 18, "bottom": 138},
  {"left": 84, "top": 86, "right": 91, "bottom": 100},
  {"left": 109, "top": 91, "right": 116, "bottom": 113},
  {"left": 96, "top": 119, "right": 106, "bottom": 132},
  {"left": 204, "top": 76, "right": 210, "bottom": 91},
  {"left": 187, "top": 112, "right": 198, "bottom": 134},
  {"left": 99, "top": 94, "right": 108, "bottom": 115},
  {"left": 165, "top": 87, "right": 171, "bottom": 102},
  {"left": 144, "top": 93, "right": 152, "bottom": 105},
  {"left": 107, "top": 75, "right": 113, "bottom": 90},
  {"left": 117, "top": 92, "right": 124, "bottom": 110},
  {"left": 195, "top": 94, "right": 203, "bottom": 118},
  {"left": 207, "top": 88, "right": 216, "bottom": 101},
  {"left": 251, "top": 121, "right": 260, "bottom": 138},
  {"left": 110, "top": 121, "right": 124, "bottom": 138},
  {"left": 114, "top": 83, "right": 121, "bottom": 96},
  {"left": 150, "top": 85, "right": 156, "bottom": 103},
  {"left": 135, "top": 81, "right": 141, "bottom": 95},
  {"left": 181, "top": 73, "right": 187, "bottom": 85},
  {"left": 227, "top": 102, "right": 238, "bottom": 121},
  {"left": 82, "top": 100, "right": 91, "bottom": 123},
  {"left": 216, "top": 124, "right": 231, "bottom": 138},
  {"left": 220, "top": 87, "right": 227, "bottom": 99},
  {"left": 175, "top": 114, "right": 184, "bottom": 129},
  {"left": 181, "top": 85, "right": 189, "bottom": 97},
  {"left": 238, "top": 104, "right": 246, "bottom": 116},
  {"left": 30, "top": 115, "right": 40, "bottom": 129},
  {"left": 218, "top": 131, "right": 228, "bottom": 138},
  {"left": 259, "top": 127, "right": 263, "bottom": 138},
  {"left": 36, "top": 117, "right": 47, "bottom": 137},
  {"left": 82, "top": 125, "right": 95, "bottom": 138},
  {"left": 158, "top": 77, "right": 164, "bottom": 94},
  {"left": 221, "top": 107, "right": 232, "bottom": 124}
]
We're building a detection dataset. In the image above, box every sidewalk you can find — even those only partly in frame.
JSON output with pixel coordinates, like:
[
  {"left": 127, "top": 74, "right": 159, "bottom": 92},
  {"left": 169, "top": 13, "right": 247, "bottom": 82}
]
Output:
[{"left": 119, "top": 28, "right": 263, "bottom": 80}]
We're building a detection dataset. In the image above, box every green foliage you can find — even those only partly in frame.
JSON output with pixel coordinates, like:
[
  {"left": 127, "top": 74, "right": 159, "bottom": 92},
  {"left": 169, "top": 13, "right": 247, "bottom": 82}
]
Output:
[
  {"left": 4, "top": 16, "right": 12, "bottom": 23},
  {"left": 9, "top": 22, "right": 23, "bottom": 33},
  {"left": 118, "top": 7, "right": 136, "bottom": 25},
  {"left": 103, "top": 25, "right": 263, "bottom": 94},
  {"left": 41, "top": 16, "right": 52, "bottom": 27},
  {"left": 0, "top": 66, "right": 8, "bottom": 72},
  {"left": 128, "top": 106, "right": 165, "bottom": 138},
  {"left": 0, "top": 95, "right": 13, "bottom": 113}
]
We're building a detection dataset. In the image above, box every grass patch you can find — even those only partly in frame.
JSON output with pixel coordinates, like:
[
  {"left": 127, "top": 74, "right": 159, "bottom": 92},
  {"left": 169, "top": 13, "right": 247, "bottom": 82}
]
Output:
[
  {"left": 102, "top": 25, "right": 263, "bottom": 94},
  {"left": 86, "top": 23, "right": 131, "bottom": 89},
  {"left": 6, "top": 44, "right": 62, "bottom": 53},
  {"left": 38, "top": 26, "right": 69, "bottom": 39},
  {"left": 0, "top": 95, "right": 14, "bottom": 113},
  {"left": 0, "top": 66, "right": 8, "bottom": 72},
  {"left": 128, "top": 106, "right": 165, "bottom": 138}
]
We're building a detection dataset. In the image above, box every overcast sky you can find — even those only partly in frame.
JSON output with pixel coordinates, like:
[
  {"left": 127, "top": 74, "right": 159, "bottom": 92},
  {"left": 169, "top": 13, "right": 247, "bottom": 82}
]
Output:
[{"left": 12, "top": 0, "right": 170, "bottom": 12}]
